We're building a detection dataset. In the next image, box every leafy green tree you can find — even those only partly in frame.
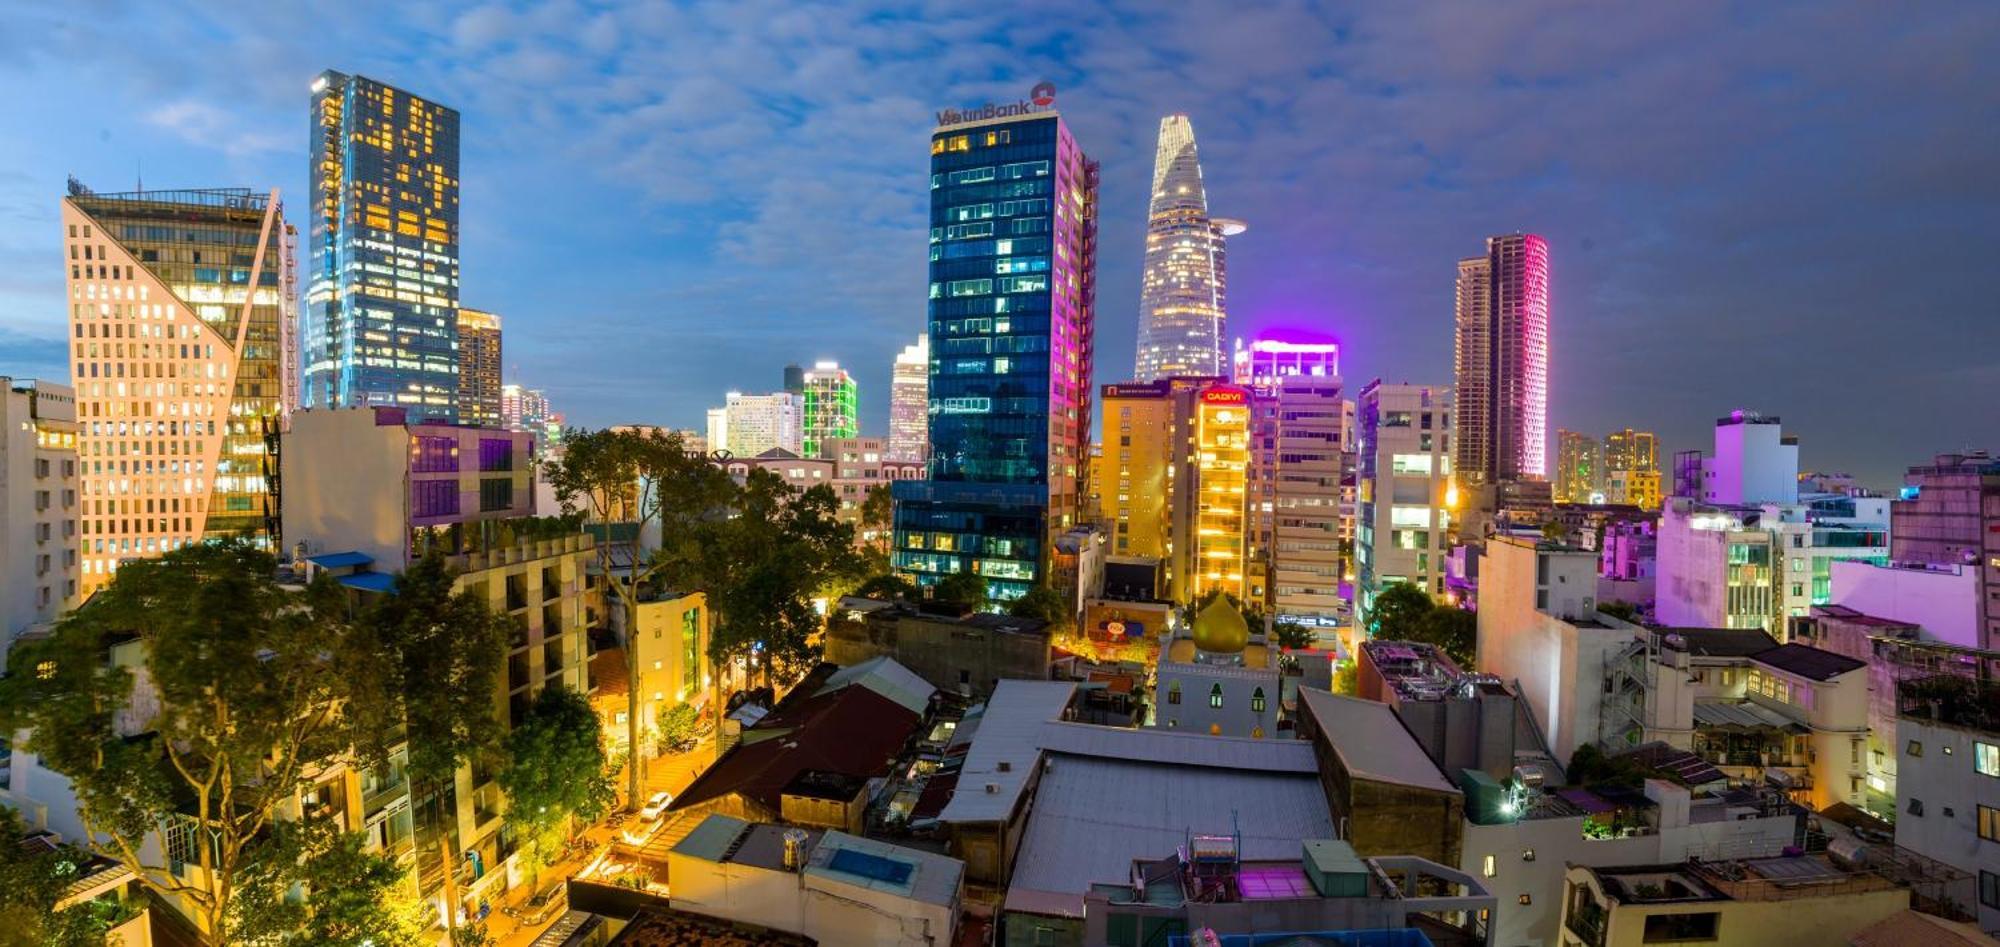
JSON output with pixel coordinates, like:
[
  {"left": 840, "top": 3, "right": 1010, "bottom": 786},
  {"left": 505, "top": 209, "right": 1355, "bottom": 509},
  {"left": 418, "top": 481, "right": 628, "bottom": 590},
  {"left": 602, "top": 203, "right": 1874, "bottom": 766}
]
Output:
[
  {"left": 497, "top": 685, "right": 614, "bottom": 889},
  {"left": 847, "top": 573, "right": 916, "bottom": 602},
  {"left": 0, "top": 540, "right": 504, "bottom": 946},
  {"left": 1414, "top": 607, "right": 1479, "bottom": 668},
  {"left": 1272, "top": 620, "right": 1315, "bottom": 651},
  {"left": 544, "top": 426, "right": 735, "bottom": 808},
  {"left": 1332, "top": 659, "right": 1360, "bottom": 696},
  {"left": 858, "top": 483, "right": 895, "bottom": 575},
  {"left": 1368, "top": 582, "right": 1435, "bottom": 640},
  {"left": 230, "top": 817, "right": 424, "bottom": 947},
  {"left": 0, "top": 806, "right": 125, "bottom": 947},
  {"left": 1541, "top": 520, "right": 1568, "bottom": 543},
  {"left": 655, "top": 702, "right": 702, "bottom": 755},
  {"left": 685, "top": 472, "right": 861, "bottom": 685},
  {"left": 0, "top": 540, "right": 374, "bottom": 945},
  {"left": 1007, "top": 582, "right": 1073, "bottom": 635},
  {"left": 933, "top": 571, "right": 990, "bottom": 610}
]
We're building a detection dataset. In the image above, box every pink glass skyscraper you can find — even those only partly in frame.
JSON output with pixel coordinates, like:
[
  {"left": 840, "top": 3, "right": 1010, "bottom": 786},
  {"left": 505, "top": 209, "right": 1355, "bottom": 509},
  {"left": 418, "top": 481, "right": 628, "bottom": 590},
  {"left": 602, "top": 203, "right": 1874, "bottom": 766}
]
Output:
[{"left": 1454, "top": 233, "right": 1549, "bottom": 484}]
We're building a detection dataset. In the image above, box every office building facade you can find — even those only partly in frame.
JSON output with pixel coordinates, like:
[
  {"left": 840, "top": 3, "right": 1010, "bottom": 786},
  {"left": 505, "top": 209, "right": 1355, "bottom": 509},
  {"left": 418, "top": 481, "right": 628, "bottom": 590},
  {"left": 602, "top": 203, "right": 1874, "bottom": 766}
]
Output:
[
  {"left": 1134, "top": 115, "right": 1241, "bottom": 382},
  {"left": 455, "top": 308, "right": 502, "bottom": 427},
  {"left": 305, "top": 71, "right": 461, "bottom": 420},
  {"left": 1235, "top": 339, "right": 1345, "bottom": 621},
  {"left": 800, "top": 361, "right": 858, "bottom": 459},
  {"left": 1891, "top": 451, "right": 2000, "bottom": 651},
  {"left": 1453, "top": 233, "right": 1549, "bottom": 485},
  {"left": 1, "top": 378, "right": 78, "bottom": 659},
  {"left": 1604, "top": 427, "right": 1662, "bottom": 509},
  {"left": 714, "top": 391, "right": 801, "bottom": 458},
  {"left": 893, "top": 107, "right": 1098, "bottom": 600},
  {"left": 1356, "top": 382, "right": 1456, "bottom": 625},
  {"left": 1554, "top": 429, "right": 1604, "bottom": 504},
  {"left": 62, "top": 184, "right": 295, "bottom": 593},
  {"left": 889, "top": 334, "right": 930, "bottom": 462}
]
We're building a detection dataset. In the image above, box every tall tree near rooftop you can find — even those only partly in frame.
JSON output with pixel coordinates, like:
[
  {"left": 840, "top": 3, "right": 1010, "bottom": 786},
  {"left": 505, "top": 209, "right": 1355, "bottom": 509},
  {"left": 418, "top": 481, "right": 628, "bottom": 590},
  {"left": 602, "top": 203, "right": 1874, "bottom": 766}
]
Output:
[
  {"left": 933, "top": 570, "right": 989, "bottom": 610},
  {"left": 544, "top": 426, "right": 734, "bottom": 809},
  {"left": 1007, "top": 582, "right": 1073, "bottom": 636},
  {"left": 339, "top": 550, "right": 511, "bottom": 937},
  {"left": 229, "top": 817, "right": 427, "bottom": 947},
  {"left": 859, "top": 482, "right": 894, "bottom": 575},
  {"left": 1368, "top": 581, "right": 1436, "bottom": 641},
  {"left": 676, "top": 470, "right": 862, "bottom": 688},
  {"left": 0, "top": 806, "right": 127, "bottom": 947},
  {"left": 495, "top": 685, "right": 613, "bottom": 892},
  {"left": 0, "top": 540, "right": 397, "bottom": 946}
]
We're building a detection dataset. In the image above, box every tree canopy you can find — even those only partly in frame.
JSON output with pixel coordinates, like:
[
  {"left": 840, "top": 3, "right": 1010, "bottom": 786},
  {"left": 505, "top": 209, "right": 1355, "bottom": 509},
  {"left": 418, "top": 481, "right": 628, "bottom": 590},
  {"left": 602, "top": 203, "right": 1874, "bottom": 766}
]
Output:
[
  {"left": 497, "top": 685, "right": 614, "bottom": 888},
  {"left": 0, "top": 807, "right": 130, "bottom": 947},
  {"left": 229, "top": 817, "right": 426, "bottom": 947},
  {"left": 0, "top": 540, "right": 505, "bottom": 945},
  {"left": 1007, "top": 582, "right": 1072, "bottom": 634},
  {"left": 1366, "top": 582, "right": 1477, "bottom": 667},
  {"left": 933, "top": 571, "right": 990, "bottom": 610}
]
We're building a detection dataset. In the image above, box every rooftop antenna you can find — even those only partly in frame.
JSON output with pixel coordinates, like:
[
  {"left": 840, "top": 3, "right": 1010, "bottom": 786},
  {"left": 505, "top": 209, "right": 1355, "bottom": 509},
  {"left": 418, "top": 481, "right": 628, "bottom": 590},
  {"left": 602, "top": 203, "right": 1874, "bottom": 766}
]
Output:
[{"left": 135, "top": 157, "right": 142, "bottom": 193}]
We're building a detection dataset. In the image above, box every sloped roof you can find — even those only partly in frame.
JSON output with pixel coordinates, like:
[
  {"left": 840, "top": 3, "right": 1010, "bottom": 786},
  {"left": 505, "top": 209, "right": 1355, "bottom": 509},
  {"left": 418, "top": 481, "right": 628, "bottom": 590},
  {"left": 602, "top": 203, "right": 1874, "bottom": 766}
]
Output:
[
  {"left": 1849, "top": 909, "right": 2000, "bottom": 946},
  {"left": 670, "top": 681, "right": 923, "bottom": 813},
  {"left": 1297, "top": 689, "right": 1458, "bottom": 794},
  {"left": 819, "top": 655, "right": 936, "bottom": 716},
  {"left": 1753, "top": 643, "right": 1866, "bottom": 681},
  {"left": 935, "top": 681, "right": 1079, "bottom": 825},
  {"left": 1659, "top": 627, "right": 1780, "bottom": 657}
]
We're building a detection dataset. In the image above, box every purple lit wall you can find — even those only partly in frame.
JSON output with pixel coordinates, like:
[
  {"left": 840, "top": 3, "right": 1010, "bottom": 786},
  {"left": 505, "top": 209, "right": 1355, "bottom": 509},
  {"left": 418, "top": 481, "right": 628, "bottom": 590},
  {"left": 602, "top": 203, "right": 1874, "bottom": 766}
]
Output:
[{"left": 1518, "top": 235, "right": 1549, "bottom": 479}]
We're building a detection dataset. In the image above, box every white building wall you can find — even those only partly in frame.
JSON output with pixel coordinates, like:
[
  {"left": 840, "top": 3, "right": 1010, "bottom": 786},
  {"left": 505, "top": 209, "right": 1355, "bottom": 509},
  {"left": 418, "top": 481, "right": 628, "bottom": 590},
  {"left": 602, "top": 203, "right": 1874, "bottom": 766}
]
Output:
[
  {"left": 2, "top": 379, "right": 78, "bottom": 668},
  {"left": 1894, "top": 718, "right": 2000, "bottom": 934},
  {"left": 1830, "top": 560, "right": 1981, "bottom": 647},
  {"left": 802, "top": 879, "right": 954, "bottom": 946},
  {"left": 666, "top": 852, "right": 808, "bottom": 935},
  {"left": 1707, "top": 417, "right": 1798, "bottom": 506},
  {"left": 280, "top": 409, "right": 411, "bottom": 567}
]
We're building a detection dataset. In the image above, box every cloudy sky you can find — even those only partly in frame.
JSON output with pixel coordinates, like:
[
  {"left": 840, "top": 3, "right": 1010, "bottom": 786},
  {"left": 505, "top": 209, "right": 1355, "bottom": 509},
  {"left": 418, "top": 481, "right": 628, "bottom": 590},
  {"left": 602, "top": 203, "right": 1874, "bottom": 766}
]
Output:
[{"left": 1, "top": 1, "right": 1994, "bottom": 486}]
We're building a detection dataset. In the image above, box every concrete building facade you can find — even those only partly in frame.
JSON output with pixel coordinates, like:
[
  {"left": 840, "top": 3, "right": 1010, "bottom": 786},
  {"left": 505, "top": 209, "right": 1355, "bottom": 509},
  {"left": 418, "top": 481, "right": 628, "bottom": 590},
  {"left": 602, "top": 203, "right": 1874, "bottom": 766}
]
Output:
[
  {"left": 1891, "top": 451, "right": 2000, "bottom": 651},
  {"left": 1356, "top": 381, "right": 1456, "bottom": 625},
  {"left": 1, "top": 378, "right": 78, "bottom": 664}
]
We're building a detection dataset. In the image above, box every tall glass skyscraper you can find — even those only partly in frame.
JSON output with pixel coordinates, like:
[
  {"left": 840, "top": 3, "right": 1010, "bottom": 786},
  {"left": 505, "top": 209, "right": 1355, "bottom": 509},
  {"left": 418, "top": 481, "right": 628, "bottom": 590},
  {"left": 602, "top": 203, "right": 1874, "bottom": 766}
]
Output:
[
  {"left": 305, "top": 71, "right": 461, "bottom": 421},
  {"left": 892, "top": 108, "right": 1098, "bottom": 600},
  {"left": 800, "top": 361, "right": 858, "bottom": 458},
  {"left": 1454, "top": 233, "right": 1549, "bottom": 485},
  {"left": 62, "top": 182, "right": 295, "bottom": 594},
  {"left": 888, "top": 334, "right": 929, "bottom": 462},
  {"left": 1134, "top": 115, "right": 1242, "bottom": 382}
]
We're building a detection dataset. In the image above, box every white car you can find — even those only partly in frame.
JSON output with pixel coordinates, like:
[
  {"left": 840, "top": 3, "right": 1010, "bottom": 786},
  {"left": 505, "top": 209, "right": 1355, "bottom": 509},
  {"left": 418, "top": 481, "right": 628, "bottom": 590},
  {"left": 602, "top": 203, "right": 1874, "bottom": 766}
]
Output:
[{"left": 640, "top": 791, "right": 673, "bottom": 822}]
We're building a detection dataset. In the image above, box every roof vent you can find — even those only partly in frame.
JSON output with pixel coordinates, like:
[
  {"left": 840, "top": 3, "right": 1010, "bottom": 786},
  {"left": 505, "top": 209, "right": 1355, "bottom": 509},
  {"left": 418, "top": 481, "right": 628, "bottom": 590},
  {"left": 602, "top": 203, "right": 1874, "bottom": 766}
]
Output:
[
  {"left": 997, "top": 760, "right": 1012, "bottom": 773},
  {"left": 984, "top": 783, "right": 999, "bottom": 794}
]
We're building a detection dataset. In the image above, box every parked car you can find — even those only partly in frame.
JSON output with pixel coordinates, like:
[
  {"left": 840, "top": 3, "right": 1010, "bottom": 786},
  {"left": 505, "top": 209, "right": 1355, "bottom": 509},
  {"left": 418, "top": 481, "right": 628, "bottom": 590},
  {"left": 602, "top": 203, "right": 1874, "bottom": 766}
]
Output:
[{"left": 640, "top": 791, "right": 673, "bottom": 822}]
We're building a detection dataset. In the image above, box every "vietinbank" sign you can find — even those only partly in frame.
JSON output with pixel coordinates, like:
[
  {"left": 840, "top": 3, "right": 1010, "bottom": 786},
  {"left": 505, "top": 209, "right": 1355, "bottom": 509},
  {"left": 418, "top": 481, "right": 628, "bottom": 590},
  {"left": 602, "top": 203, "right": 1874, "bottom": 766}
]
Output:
[{"left": 936, "top": 81, "right": 1056, "bottom": 127}]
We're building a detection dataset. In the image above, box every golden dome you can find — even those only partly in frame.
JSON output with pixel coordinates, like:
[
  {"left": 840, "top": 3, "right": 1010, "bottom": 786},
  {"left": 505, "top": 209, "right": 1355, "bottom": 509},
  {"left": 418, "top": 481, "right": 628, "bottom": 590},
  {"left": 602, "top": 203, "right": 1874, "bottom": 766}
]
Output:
[{"left": 1191, "top": 597, "right": 1250, "bottom": 654}]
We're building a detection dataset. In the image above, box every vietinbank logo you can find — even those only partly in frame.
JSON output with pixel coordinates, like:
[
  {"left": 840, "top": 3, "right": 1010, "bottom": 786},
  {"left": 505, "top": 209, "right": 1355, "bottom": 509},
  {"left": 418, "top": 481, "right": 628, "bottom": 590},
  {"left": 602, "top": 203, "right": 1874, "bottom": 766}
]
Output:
[{"left": 936, "top": 82, "right": 1057, "bottom": 126}]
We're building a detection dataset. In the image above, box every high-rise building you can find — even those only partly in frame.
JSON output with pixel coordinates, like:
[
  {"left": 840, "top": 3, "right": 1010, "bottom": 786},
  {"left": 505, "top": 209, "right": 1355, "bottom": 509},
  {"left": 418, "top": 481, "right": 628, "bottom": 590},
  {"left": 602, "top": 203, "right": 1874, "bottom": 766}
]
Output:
[
  {"left": 1356, "top": 382, "right": 1456, "bottom": 626},
  {"left": 1095, "top": 376, "right": 1255, "bottom": 606},
  {"left": 1234, "top": 339, "right": 1345, "bottom": 622},
  {"left": 889, "top": 335, "right": 930, "bottom": 462},
  {"left": 456, "top": 308, "right": 502, "bottom": 427},
  {"left": 1554, "top": 429, "right": 1604, "bottom": 504},
  {"left": 782, "top": 363, "right": 806, "bottom": 395},
  {"left": 1453, "top": 233, "right": 1549, "bottom": 486},
  {"left": 1891, "top": 451, "right": 2000, "bottom": 650},
  {"left": 62, "top": 183, "right": 295, "bottom": 593},
  {"left": 501, "top": 384, "right": 549, "bottom": 432},
  {"left": 705, "top": 407, "right": 729, "bottom": 457},
  {"left": 892, "top": 99, "right": 1098, "bottom": 601},
  {"left": 1603, "top": 428, "right": 1661, "bottom": 509},
  {"left": 1134, "top": 115, "right": 1242, "bottom": 382},
  {"left": 716, "top": 391, "right": 802, "bottom": 458},
  {"left": 2, "top": 378, "right": 77, "bottom": 663},
  {"left": 305, "top": 71, "right": 461, "bottom": 421},
  {"left": 800, "top": 361, "right": 858, "bottom": 459}
]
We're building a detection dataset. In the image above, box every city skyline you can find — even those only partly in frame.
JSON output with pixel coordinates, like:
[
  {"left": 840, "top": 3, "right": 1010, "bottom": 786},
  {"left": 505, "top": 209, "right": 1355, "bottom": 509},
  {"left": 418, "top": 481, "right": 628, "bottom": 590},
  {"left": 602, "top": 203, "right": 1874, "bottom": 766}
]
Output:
[{"left": 0, "top": 4, "right": 1996, "bottom": 486}]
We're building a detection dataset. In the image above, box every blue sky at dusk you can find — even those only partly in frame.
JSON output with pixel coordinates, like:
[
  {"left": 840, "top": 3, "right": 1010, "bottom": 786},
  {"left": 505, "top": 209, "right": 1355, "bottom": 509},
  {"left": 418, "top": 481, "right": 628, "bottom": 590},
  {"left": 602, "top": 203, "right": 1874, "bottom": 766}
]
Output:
[{"left": 1, "top": 1, "right": 1995, "bottom": 486}]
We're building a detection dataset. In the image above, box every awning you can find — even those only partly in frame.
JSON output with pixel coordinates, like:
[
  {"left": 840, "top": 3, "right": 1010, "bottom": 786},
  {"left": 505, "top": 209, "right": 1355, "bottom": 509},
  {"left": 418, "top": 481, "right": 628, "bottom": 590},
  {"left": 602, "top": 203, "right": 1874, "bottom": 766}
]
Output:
[{"left": 1693, "top": 700, "right": 1807, "bottom": 733}]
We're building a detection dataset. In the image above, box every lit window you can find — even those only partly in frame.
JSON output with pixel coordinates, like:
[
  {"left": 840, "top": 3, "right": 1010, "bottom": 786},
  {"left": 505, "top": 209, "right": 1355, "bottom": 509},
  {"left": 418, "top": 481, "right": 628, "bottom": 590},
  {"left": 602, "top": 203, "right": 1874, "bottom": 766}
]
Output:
[
  {"left": 1482, "top": 855, "right": 1496, "bottom": 878},
  {"left": 1980, "top": 805, "right": 2000, "bottom": 841},
  {"left": 1209, "top": 684, "right": 1224, "bottom": 709},
  {"left": 1978, "top": 742, "right": 2000, "bottom": 778}
]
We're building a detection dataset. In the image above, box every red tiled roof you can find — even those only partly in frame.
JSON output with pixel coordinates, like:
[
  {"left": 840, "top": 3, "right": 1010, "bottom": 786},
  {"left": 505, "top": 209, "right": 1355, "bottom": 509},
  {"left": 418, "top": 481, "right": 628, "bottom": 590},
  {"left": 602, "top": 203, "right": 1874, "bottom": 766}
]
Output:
[
  {"left": 591, "top": 647, "right": 629, "bottom": 700},
  {"left": 671, "top": 682, "right": 922, "bottom": 813}
]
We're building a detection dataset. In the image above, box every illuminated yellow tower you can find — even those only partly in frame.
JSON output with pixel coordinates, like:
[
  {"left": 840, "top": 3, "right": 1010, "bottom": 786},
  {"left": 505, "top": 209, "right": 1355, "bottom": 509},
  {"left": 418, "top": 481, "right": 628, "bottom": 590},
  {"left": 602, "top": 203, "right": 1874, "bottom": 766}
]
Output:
[{"left": 1189, "top": 385, "right": 1251, "bottom": 602}]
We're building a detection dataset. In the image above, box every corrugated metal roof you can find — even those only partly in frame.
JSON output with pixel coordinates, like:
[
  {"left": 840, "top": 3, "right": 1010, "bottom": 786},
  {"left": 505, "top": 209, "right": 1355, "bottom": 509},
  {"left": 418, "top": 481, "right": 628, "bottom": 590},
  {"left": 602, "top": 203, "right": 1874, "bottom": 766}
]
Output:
[
  {"left": 1036, "top": 721, "right": 1317, "bottom": 774},
  {"left": 936, "top": 680, "right": 1079, "bottom": 825},
  {"left": 1004, "top": 753, "right": 1335, "bottom": 918},
  {"left": 338, "top": 571, "right": 398, "bottom": 593},
  {"left": 670, "top": 814, "right": 748, "bottom": 862},
  {"left": 1692, "top": 699, "right": 1806, "bottom": 731},
  {"left": 1298, "top": 689, "right": 1458, "bottom": 794},
  {"left": 819, "top": 655, "right": 936, "bottom": 716}
]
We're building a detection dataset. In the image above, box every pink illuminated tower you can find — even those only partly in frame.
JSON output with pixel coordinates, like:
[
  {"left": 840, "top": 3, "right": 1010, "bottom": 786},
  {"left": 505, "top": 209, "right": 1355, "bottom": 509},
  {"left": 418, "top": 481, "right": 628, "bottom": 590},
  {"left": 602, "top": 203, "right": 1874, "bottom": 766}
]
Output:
[{"left": 1454, "top": 233, "right": 1549, "bottom": 484}]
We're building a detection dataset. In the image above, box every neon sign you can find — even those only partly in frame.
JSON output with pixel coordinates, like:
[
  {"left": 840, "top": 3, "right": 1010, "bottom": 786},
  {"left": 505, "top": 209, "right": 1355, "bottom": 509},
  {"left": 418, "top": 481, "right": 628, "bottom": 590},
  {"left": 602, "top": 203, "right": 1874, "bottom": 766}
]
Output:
[
  {"left": 936, "top": 82, "right": 1058, "bottom": 126},
  {"left": 1200, "top": 387, "right": 1247, "bottom": 405}
]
